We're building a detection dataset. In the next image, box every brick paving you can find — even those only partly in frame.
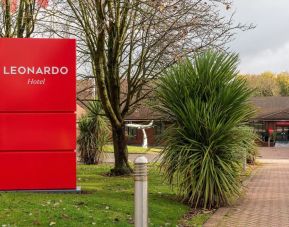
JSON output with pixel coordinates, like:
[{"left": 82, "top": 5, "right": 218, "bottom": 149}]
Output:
[{"left": 206, "top": 147, "right": 289, "bottom": 227}]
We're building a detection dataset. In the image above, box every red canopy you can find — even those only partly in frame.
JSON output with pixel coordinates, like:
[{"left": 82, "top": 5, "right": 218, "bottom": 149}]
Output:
[{"left": 276, "top": 122, "right": 289, "bottom": 127}]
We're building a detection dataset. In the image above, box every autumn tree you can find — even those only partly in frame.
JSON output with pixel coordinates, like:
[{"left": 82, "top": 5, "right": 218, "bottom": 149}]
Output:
[
  {"left": 277, "top": 72, "right": 289, "bottom": 96},
  {"left": 66, "top": 0, "right": 251, "bottom": 175},
  {"left": 244, "top": 72, "right": 280, "bottom": 96}
]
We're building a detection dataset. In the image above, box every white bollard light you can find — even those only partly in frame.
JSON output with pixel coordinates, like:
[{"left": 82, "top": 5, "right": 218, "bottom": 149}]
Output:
[{"left": 134, "top": 156, "right": 148, "bottom": 227}]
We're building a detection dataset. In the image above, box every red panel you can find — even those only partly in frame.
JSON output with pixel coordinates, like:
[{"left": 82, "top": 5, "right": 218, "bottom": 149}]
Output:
[
  {"left": 0, "top": 152, "right": 76, "bottom": 190},
  {"left": 0, "top": 113, "right": 76, "bottom": 151},
  {"left": 0, "top": 38, "right": 76, "bottom": 112},
  {"left": 276, "top": 122, "right": 289, "bottom": 126}
]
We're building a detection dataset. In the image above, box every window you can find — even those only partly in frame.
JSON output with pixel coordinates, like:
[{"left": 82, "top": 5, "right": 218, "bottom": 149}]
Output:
[
  {"left": 250, "top": 121, "right": 265, "bottom": 133},
  {"left": 126, "top": 121, "right": 137, "bottom": 139},
  {"left": 154, "top": 121, "right": 165, "bottom": 136},
  {"left": 250, "top": 121, "right": 267, "bottom": 141}
]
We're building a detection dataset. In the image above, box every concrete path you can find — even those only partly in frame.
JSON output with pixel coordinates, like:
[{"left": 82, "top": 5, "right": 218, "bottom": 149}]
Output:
[
  {"left": 100, "top": 152, "right": 160, "bottom": 163},
  {"left": 205, "top": 147, "right": 289, "bottom": 227}
]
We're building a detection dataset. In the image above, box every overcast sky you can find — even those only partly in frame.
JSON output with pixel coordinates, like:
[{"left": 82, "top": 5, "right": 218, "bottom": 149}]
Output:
[{"left": 229, "top": 0, "right": 289, "bottom": 74}]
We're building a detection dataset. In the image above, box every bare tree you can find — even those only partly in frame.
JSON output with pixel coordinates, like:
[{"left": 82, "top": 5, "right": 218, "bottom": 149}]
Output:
[
  {"left": 0, "top": 0, "right": 51, "bottom": 38},
  {"left": 66, "top": 0, "right": 250, "bottom": 175}
]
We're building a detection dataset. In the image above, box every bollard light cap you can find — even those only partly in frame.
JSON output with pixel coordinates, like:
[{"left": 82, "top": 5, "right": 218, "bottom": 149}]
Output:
[{"left": 134, "top": 156, "right": 148, "bottom": 164}]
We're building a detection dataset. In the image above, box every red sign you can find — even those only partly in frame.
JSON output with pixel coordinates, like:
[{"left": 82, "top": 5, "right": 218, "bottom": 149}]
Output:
[
  {"left": 0, "top": 38, "right": 76, "bottom": 190},
  {"left": 276, "top": 122, "right": 289, "bottom": 127},
  {"left": 0, "top": 38, "right": 76, "bottom": 112}
]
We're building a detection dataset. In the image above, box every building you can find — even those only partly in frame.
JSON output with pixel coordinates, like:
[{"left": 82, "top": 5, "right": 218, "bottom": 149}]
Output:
[
  {"left": 76, "top": 103, "right": 86, "bottom": 120},
  {"left": 76, "top": 79, "right": 94, "bottom": 121},
  {"left": 125, "top": 97, "right": 289, "bottom": 147},
  {"left": 125, "top": 105, "right": 165, "bottom": 146},
  {"left": 76, "top": 79, "right": 289, "bottom": 147},
  {"left": 250, "top": 97, "right": 289, "bottom": 146}
]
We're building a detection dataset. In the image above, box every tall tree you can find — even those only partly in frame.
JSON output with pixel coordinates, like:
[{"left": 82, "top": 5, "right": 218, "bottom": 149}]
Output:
[
  {"left": 244, "top": 72, "right": 280, "bottom": 96},
  {"left": 67, "top": 0, "right": 251, "bottom": 175},
  {"left": 0, "top": 0, "right": 49, "bottom": 38},
  {"left": 277, "top": 72, "right": 289, "bottom": 96}
]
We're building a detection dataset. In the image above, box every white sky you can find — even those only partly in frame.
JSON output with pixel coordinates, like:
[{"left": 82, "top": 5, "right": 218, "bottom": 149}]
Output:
[{"left": 229, "top": 0, "right": 289, "bottom": 74}]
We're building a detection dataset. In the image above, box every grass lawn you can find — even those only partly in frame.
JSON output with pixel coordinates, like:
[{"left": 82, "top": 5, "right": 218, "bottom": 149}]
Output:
[
  {"left": 0, "top": 164, "right": 189, "bottom": 227},
  {"left": 103, "top": 145, "right": 162, "bottom": 154}
]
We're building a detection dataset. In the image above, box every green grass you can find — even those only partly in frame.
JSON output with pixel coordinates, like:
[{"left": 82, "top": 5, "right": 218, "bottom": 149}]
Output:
[
  {"left": 103, "top": 145, "right": 162, "bottom": 154},
  {"left": 189, "top": 213, "right": 212, "bottom": 226},
  {"left": 0, "top": 164, "right": 189, "bottom": 226}
]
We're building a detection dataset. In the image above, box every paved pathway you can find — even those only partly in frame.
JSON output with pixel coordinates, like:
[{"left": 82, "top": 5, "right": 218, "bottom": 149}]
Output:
[
  {"left": 101, "top": 152, "right": 159, "bottom": 163},
  {"left": 205, "top": 147, "right": 289, "bottom": 227}
]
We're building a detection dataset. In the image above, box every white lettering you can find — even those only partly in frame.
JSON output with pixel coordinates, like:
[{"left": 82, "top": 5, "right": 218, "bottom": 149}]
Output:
[
  {"left": 2, "top": 66, "right": 69, "bottom": 76},
  {"left": 3, "top": 66, "right": 8, "bottom": 75},
  {"left": 27, "top": 67, "right": 35, "bottom": 74},
  {"left": 18, "top": 67, "right": 26, "bottom": 75},
  {"left": 11, "top": 66, "right": 17, "bottom": 75},
  {"left": 52, "top": 67, "right": 59, "bottom": 75},
  {"left": 36, "top": 67, "right": 43, "bottom": 74},
  {"left": 60, "top": 67, "right": 68, "bottom": 75},
  {"left": 44, "top": 67, "right": 50, "bottom": 74},
  {"left": 27, "top": 78, "right": 33, "bottom": 84},
  {"left": 27, "top": 78, "right": 46, "bottom": 85}
]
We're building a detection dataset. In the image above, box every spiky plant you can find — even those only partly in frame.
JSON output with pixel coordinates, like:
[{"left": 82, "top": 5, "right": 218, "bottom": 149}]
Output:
[
  {"left": 239, "top": 126, "right": 258, "bottom": 164},
  {"left": 77, "top": 101, "right": 109, "bottom": 165},
  {"left": 156, "top": 51, "right": 256, "bottom": 208}
]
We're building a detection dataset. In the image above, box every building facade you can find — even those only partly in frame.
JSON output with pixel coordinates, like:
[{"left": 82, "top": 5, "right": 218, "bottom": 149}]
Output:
[
  {"left": 250, "top": 97, "right": 289, "bottom": 146},
  {"left": 76, "top": 80, "right": 289, "bottom": 148},
  {"left": 126, "top": 97, "right": 289, "bottom": 147}
]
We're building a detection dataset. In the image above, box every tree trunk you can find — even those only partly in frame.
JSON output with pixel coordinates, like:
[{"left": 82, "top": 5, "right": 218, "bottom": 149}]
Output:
[{"left": 111, "top": 125, "right": 133, "bottom": 176}]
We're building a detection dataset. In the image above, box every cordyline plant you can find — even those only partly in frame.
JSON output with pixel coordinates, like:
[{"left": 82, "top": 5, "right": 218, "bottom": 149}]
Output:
[
  {"left": 156, "top": 50, "right": 256, "bottom": 208},
  {"left": 78, "top": 101, "right": 109, "bottom": 165}
]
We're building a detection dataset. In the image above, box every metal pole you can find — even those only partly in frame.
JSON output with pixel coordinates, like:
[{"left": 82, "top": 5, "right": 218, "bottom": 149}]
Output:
[{"left": 134, "top": 156, "right": 148, "bottom": 227}]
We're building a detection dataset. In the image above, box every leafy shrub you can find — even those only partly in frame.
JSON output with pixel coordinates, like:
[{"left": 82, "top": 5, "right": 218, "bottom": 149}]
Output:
[
  {"left": 238, "top": 126, "right": 258, "bottom": 164},
  {"left": 78, "top": 101, "right": 109, "bottom": 164},
  {"left": 156, "top": 51, "right": 256, "bottom": 208}
]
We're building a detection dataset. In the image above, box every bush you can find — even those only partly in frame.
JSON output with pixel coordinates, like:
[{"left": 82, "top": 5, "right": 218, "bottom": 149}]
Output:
[
  {"left": 156, "top": 51, "right": 256, "bottom": 208},
  {"left": 78, "top": 101, "right": 109, "bottom": 164},
  {"left": 239, "top": 126, "right": 258, "bottom": 164}
]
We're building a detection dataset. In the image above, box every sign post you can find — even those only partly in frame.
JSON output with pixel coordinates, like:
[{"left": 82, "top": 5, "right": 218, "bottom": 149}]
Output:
[{"left": 0, "top": 38, "right": 77, "bottom": 190}]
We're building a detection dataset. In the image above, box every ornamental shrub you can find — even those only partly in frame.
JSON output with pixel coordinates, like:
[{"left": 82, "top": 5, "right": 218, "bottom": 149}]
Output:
[
  {"left": 78, "top": 101, "right": 109, "bottom": 164},
  {"left": 156, "top": 50, "right": 256, "bottom": 208}
]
